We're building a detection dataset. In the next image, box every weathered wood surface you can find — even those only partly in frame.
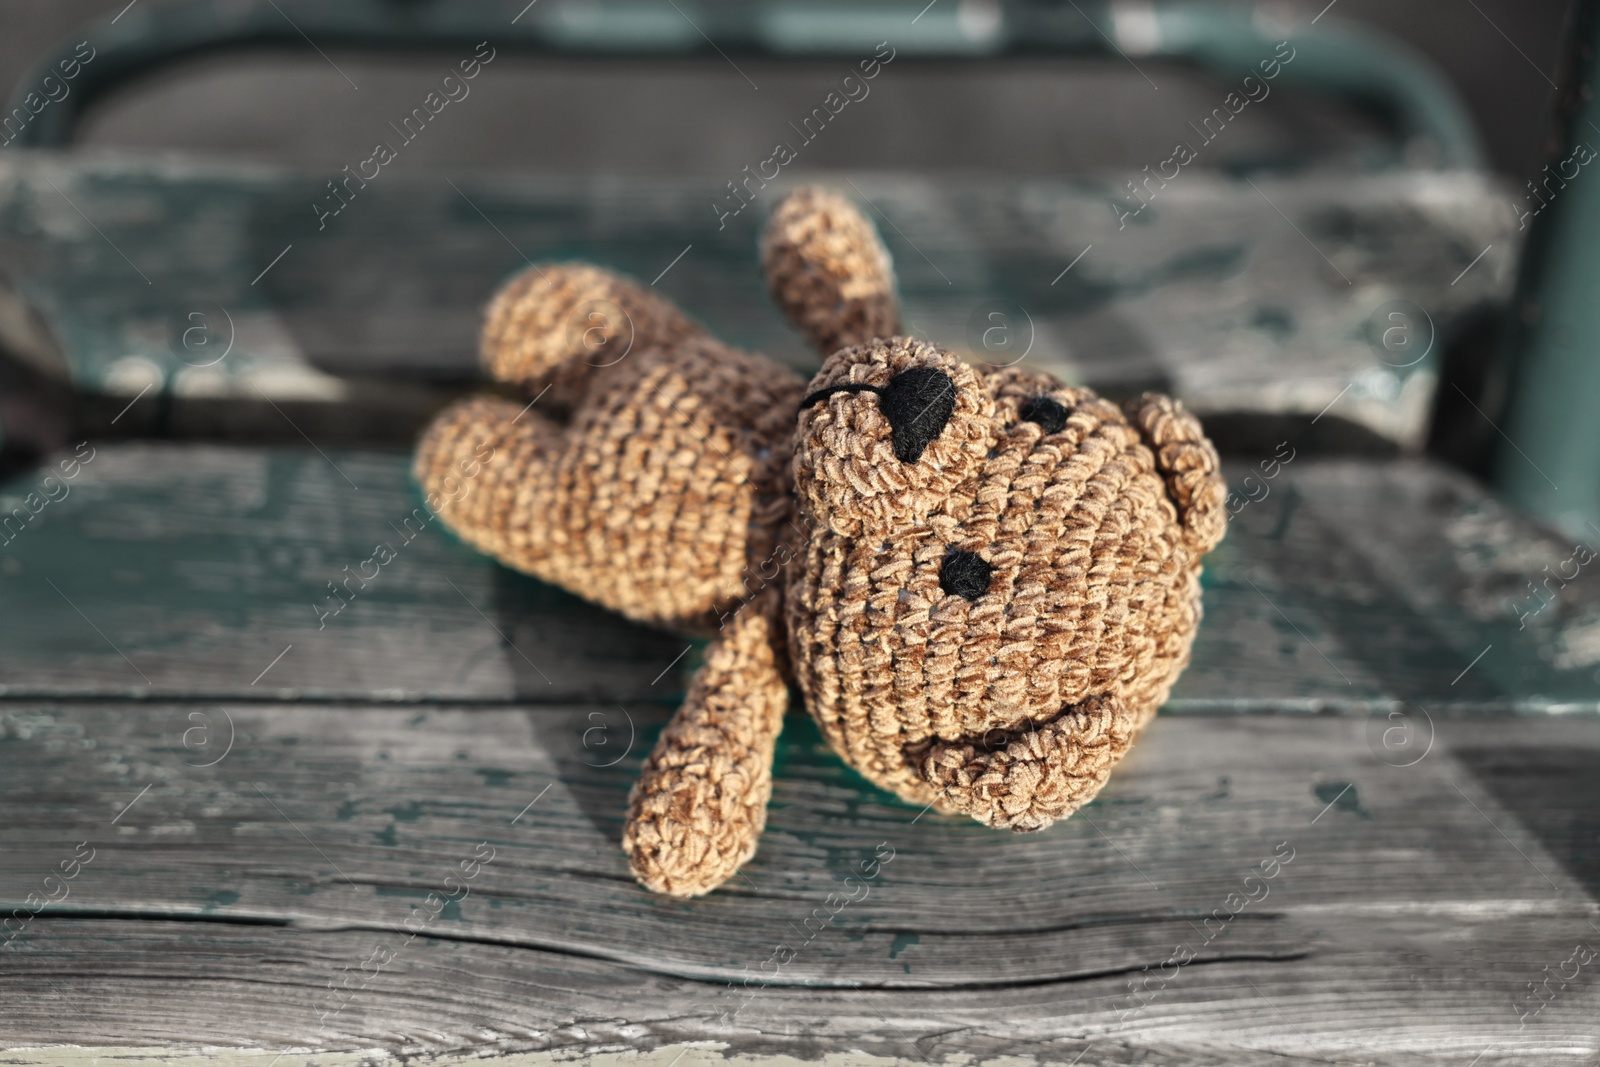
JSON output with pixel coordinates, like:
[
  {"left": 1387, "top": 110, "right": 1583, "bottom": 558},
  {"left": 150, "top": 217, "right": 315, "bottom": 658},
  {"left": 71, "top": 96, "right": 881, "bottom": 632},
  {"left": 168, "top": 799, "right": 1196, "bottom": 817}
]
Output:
[
  {"left": 0, "top": 441, "right": 684, "bottom": 700},
  {"left": 1185, "top": 458, "right": 1600, "bottom": 712},
  {"left": 0, "top": 152, "right": 1517, "bottom": 449},
  {"left": 0, "top": 443, "right": 687, "bottom": 702},
  {"left": 1, "top": 706, "right": 1597, "bottom": 1062},
  {"left": 2, "top": 443, "right": 1595, "bottom": 710},
  {"left": 2, "top": 442, "right": 1596, "bottom": 1062}
]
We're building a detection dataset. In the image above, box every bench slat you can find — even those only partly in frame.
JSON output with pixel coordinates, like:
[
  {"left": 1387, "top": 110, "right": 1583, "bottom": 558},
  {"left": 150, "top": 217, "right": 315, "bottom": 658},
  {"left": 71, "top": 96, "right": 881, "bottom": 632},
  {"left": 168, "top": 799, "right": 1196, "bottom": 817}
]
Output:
[
  {"left": 3, "top": 444, "right": 1595, "bottom": 709},
  {"left": 0, "top": 155, "right": 1516, "bottom": 449},
  {"left": 0, "top": 706, "right": 1594, "bottom": 1060}
]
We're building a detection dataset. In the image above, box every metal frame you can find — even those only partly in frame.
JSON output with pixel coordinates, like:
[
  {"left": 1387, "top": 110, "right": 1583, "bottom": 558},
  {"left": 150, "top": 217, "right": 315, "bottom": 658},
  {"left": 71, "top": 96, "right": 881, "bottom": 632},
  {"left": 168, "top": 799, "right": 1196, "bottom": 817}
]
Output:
[
  {"left": 3, "top": 0, "right": 1484, "bottom": 168},
  {"left": 1495, "top": 0, "right": 1600, "bottom": 537}
]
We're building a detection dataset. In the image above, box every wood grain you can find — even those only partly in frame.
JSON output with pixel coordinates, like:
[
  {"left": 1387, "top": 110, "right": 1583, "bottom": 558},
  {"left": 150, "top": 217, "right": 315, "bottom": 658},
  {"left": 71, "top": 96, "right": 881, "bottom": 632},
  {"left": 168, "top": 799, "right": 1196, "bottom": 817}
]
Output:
[
  {"left": 0, "top": 443, "right": 688, "bottom": 701},
  {"left": 3, "top": 442, "right": 1595, "bottom": 1063},
  {"left": 1, "top": 706, "right": 1596, "bottom": 1062},
  {"left": 3, "top": 444, "right": 1596, "bottom": 710},
  {"left": 1180, "top": 458, "right": 1600, "bottom": 711}
]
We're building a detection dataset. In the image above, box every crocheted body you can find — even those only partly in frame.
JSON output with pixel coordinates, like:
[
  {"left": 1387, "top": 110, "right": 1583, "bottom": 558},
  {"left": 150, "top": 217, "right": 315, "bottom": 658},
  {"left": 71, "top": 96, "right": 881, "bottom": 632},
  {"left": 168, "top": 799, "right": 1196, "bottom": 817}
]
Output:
[{"left": 785, "top": 348, "right": 1213, "bottom": 830}]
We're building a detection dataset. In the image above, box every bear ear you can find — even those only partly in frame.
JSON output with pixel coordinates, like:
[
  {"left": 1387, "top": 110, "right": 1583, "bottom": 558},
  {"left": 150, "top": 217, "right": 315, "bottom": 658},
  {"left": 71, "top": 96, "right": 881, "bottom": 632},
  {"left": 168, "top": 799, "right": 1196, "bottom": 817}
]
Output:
[
  {"left": 763, "top": 186, "right": 900, "bottom": 357},
  {"left": 1123, "top": 393, "right": 1227, "bottom": 555},
  {"left": 794, "top": 337, "right": 994, "bottom": 539}
]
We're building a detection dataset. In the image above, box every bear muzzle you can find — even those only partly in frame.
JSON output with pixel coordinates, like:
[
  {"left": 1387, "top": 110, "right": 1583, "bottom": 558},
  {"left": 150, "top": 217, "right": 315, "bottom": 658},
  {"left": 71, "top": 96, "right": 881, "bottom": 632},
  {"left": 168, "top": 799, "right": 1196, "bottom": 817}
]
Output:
[{"left": 905, "top": 693, "right": 1139, "bottom": 831}]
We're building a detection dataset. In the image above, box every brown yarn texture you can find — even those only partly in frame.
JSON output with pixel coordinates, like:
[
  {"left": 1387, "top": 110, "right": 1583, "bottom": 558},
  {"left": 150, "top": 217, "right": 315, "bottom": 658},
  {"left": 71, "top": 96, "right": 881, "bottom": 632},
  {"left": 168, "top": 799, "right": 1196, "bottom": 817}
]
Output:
[
  {"left": 415, "top": 184, "right": 1226, "bottom": 896},
  {"left": 762, "top": 186, "right": 901, "bottom": 355}
]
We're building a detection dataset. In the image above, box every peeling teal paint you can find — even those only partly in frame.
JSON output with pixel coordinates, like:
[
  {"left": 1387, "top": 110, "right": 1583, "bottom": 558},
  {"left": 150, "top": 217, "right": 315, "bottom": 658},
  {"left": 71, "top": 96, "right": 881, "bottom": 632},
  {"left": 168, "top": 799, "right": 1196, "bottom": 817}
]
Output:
[
  {"left": 199, "top": 888, "right": 239, "bottom": 911},
  {"left": 1251, "top": 306, "right": 1295, "bottom": 339},
  {"left": 384, "top": 800, "right": 423, "bottom": 822},
  {"left": 889, "top": 932, "right": 919, "bottom": 959},
  {"left": 1314, "top": 780, "right": 1371, "bottom": 820}
]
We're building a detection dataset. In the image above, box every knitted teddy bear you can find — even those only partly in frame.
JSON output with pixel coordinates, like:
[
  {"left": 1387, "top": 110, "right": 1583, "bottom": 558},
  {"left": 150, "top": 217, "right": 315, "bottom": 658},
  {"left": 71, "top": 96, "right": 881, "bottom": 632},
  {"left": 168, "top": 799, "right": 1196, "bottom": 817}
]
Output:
[{"left": 415, "top": 187, "right": 1226, "bottom": 897}]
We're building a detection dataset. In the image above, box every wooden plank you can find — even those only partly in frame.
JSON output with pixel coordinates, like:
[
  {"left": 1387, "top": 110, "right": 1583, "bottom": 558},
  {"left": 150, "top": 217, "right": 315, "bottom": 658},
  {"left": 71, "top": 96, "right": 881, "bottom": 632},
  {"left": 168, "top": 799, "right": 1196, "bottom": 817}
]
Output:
[
  {"left": 0, "top": 443, "right": 688, "bottom": 702},
  {"left": 3, "top": 443, "right": 1596, "bottom": 709},
  {"left": 1, "top": 706, "right": 1596, "bottom": 1062},
  {"left": 1177, "top": 458, "right": 1600, "bottom": 711},
  {"left": 0, "top": 153, "right": 1517, "bottom": 449}
]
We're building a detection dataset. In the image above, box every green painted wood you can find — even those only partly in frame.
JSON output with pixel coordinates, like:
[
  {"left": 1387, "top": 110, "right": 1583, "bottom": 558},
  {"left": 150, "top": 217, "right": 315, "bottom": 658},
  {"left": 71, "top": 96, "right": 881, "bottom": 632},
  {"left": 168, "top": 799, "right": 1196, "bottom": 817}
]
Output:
[
  {"left": 0, "top": 154, "right": 1518, "bottom": 450},
  {"left": 0, "top": 442, "right": 1596, "bottom": 710},
  {"left": 0, "top": 706, "right": 1596, "bottom": 1061},
  {"left": 0, "top": 443, "right": 687, "bottom": 702},
  {"left": 1181, "top": 458, "right": 1600, "bottom": 712}
]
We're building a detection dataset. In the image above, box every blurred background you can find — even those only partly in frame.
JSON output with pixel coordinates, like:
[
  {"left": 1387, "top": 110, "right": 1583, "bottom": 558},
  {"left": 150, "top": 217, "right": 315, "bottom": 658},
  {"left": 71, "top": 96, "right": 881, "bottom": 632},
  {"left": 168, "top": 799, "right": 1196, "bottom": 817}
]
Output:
[
  {"left": 0, "top": 0, "right": 1573, "bottom": 177},
  {"left": 0, "top": 0, "right": 1587, "bottom": 519},
  {"left": 0, "top": 0, "right": 1574, "bottom": 489}
]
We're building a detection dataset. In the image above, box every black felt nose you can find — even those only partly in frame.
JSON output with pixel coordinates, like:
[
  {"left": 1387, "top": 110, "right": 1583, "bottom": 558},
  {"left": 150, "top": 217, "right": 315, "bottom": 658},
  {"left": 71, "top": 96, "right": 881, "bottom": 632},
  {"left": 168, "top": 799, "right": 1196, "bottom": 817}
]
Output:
[
  {"left": 878, "top": 367, "right": 956, "bottom": 463},
  {"left": 940, "top": 550, "right": 993, "bottom": 601}
]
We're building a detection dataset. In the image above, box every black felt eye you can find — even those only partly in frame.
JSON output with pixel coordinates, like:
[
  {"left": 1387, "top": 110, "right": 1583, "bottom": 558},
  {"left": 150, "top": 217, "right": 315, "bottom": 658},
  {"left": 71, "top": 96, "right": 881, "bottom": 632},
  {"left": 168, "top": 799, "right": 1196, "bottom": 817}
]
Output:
[
  {"left": 1019, "top": 395, "right": 1068, "bottom": 434},
  {"left": 940, "top": 550, "right": 993, "bottom": 601}
]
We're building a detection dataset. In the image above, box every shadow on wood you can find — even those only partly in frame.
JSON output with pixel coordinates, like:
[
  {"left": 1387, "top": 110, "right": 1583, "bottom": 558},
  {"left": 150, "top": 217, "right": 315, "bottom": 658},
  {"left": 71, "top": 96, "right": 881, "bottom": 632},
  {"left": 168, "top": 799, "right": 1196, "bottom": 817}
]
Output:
[{"left": 1454, "top": 745, "right": 1600, "bottom": 900}]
